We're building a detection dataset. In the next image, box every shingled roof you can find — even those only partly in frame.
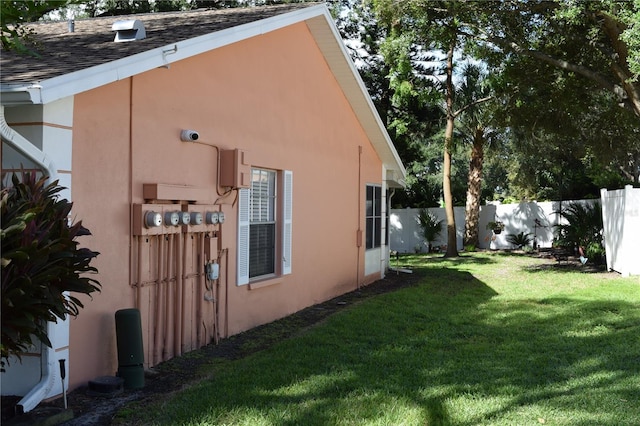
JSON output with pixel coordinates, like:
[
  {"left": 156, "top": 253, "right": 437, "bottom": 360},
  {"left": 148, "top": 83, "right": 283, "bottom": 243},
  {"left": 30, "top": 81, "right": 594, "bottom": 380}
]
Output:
[
  {"left": 0, "top": 2, "right": 318, "bottom": 84},
  {"left": 0, "top": 1, "right": 406, "bottom": 185}
]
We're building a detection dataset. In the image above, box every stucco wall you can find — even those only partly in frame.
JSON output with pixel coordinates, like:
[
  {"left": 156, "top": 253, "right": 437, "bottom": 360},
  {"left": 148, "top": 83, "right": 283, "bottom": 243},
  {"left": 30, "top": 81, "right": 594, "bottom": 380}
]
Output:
[{"left": 68, "top": 22, "right": 386, "bottom": 389}]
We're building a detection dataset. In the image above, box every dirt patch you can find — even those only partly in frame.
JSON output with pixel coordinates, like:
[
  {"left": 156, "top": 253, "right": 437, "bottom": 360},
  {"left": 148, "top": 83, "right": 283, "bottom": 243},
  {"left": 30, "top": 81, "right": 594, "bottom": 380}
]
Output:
[{"left": 4, "top": 270, "right": 421, "bottom": 426}]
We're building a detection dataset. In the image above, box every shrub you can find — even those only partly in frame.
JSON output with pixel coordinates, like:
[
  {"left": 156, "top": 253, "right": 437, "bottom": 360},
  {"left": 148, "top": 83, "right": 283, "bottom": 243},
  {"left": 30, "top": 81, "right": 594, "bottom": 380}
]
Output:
[
  {"left": 1, "top": 173, "right": 100, "bottom": 370},
  {"left": 417, "top": 209, "right": 444, "bottom": 252},
  {"left": 585, "top": 241, "right": 606, "bottom": 265},
  {"left": 554, "top": 201, "right": 603, "bottom": 260},
  {"left": 506, "top": 232, "right": 533, "bottom": 249}
]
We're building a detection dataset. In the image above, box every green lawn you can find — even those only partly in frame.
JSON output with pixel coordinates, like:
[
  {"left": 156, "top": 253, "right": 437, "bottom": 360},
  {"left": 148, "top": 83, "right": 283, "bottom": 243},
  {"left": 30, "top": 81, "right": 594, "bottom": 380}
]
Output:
[{"left": 118, "top": 252, "right": 640, "bottom": 425}]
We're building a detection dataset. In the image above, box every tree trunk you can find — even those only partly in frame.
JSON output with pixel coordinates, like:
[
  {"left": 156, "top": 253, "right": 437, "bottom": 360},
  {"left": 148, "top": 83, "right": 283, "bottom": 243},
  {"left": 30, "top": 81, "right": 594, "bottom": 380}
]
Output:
[
  {"left": 443, "top": 38, "right": 458, "bottom": 258},
  {"left": 464, "top": 127, "right": 485, "bottom": 248}
]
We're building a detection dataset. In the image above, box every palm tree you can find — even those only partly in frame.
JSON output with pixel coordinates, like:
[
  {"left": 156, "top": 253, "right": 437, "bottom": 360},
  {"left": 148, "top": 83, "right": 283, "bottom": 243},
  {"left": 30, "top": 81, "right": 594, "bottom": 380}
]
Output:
[
  {"left": 455, "top": 64, "right": 497, "bottom": 249},
  {"left": 554, "top": 201, "right": 603, "bottom": 256},
  {"left": 418, "top": 209, "right": 445, "bottom": 252}
]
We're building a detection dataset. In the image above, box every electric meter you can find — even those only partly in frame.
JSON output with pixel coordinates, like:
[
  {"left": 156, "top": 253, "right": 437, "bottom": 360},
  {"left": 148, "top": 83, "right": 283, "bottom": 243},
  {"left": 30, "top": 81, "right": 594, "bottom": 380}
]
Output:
[
  {"left": 180, "top": 211, "right": 191, "bottom": 225},
  {"left": 144, "top": 211, "right": 162, "bottom": 228},
  {"left": 164, "top": 211, "right": 180, "bottom": 226},
  {"left": 190, "top": 212, "right": 203, "bottom": 225},
  {"left": 206, "top": 211, "right": 219, "bottom": 224}
]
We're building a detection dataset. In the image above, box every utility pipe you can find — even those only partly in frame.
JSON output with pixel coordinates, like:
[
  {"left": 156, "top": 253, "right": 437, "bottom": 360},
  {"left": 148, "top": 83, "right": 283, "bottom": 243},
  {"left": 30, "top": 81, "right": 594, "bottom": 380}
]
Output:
[
  {"left": 1, "top": 106, "right": 64, "bottom": 414},
  {"left": 134, "top": 236, "right": 148, "bottom": 366},
  {"left": 195, "top": 233, "right": 201, "bottom": 348},
  {"left": 164, "top": 235, "right": 173, "bottom": 361},
  {"left": 224, "top": 246, "right": 230, "bottom": 339},
  {"left": 180, "top": 231, "right": 188, "bottom": 354},
  {"left": 204, "top": 232, "right": 218, "bottom": 344},
  {"left": 174, "top": 233, "right": 183, "bottom": 356},
  {"left": 153, "top": 235, "right": 164, "bottom": 365},
  {"left": 197, "top": 232, "right": 205, "bottom": 348},
  {"left": 356, "top": 145, "right": 362, "bottom": 290}
]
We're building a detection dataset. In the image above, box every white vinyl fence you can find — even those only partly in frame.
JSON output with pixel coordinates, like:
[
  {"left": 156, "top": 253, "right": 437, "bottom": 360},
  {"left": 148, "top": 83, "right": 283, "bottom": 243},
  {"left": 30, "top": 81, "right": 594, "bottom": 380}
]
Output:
[
  {"left": 389, "top": 200, "right": 593, "bottom": 253},
  {"left": 601, "top": 185, "right": 640, "bottom": 277}
]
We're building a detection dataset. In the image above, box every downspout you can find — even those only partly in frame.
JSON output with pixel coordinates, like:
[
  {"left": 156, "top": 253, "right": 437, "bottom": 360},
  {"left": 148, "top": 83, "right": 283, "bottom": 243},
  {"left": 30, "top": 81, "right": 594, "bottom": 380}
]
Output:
[
  {"left": 386, "top": 187, "right": 396, "bottom": 275},
  {"left": 1, "top": 105, "right": 61, "bottom": 414},
  {"left": 0, "top": 106, "right": 57, "bottom": 183},
  {"left": 356, "top": 145, "right": 362, "bottom": 289}
]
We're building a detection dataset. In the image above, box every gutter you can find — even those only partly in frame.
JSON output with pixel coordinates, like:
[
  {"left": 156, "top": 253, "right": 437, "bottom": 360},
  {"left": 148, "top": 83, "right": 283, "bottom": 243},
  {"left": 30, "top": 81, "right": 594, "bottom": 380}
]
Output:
[
  {"left": 0, "top": 83, "right": 43, "bottom": 105},
  {"left": 1, "top": 105, "right": 60, "bottom": 414}
]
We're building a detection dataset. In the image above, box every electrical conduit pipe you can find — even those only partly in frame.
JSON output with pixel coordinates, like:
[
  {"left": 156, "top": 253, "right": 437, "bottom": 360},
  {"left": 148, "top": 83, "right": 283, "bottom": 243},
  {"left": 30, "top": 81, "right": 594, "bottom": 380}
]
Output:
[{"left": 1, "top": 105, "right": 63, "bottom": 414}]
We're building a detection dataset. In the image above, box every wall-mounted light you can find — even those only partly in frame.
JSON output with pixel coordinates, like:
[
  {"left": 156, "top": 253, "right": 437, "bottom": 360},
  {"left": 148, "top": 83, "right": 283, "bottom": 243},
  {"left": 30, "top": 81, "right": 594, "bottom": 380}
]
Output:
[{"left": 144, "top": 211, "right": 162, "bottom": 228}]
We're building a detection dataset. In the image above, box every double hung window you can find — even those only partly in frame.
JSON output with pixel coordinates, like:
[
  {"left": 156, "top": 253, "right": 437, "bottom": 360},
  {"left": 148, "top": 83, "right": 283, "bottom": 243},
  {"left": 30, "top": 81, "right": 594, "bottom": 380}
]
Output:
[
  {"left": 249, "top": 169, "right": 276, "bottom": 278},
  {"left": 237, "top": 168, "right": 292, "bottom": 285},
  {"left": 365, "top": 185, "right": 382, "bottom": 250}
]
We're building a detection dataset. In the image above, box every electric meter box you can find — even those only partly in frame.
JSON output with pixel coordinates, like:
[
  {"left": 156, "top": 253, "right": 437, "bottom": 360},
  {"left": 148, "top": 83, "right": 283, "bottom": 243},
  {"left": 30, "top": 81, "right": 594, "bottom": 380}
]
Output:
[{"left": 220, "top": 149, "right": 250, "bottom": 189}]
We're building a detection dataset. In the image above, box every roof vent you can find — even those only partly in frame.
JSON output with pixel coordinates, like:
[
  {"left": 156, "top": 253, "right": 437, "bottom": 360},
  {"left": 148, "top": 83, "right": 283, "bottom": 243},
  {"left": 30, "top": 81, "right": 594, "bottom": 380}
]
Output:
[{"left": 112, "top": 20, "right": 146, "bottom": 42}]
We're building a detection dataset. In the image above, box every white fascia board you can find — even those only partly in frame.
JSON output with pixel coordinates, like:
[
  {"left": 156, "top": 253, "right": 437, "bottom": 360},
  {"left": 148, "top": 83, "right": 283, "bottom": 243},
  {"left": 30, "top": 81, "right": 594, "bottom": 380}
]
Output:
[
  {"left": 32, "top": 4, "right": 329, "bottom": 105},
  {"left": 306, "top": 10, "right": 406, "bottom": 182}
]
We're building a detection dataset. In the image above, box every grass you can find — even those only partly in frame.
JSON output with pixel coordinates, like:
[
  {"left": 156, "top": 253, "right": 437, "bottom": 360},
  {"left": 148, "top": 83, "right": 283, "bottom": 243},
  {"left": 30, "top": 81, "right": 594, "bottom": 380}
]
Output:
[{"left": 117, "top": 252, "right": 640, "bottom": 425}]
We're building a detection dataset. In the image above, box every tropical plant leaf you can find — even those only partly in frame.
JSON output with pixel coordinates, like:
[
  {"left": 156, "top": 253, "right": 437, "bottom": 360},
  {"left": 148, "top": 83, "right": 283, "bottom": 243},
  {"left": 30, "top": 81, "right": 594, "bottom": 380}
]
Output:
[{"left": 1, "top": 172, "right": 101, "bottom": 367}]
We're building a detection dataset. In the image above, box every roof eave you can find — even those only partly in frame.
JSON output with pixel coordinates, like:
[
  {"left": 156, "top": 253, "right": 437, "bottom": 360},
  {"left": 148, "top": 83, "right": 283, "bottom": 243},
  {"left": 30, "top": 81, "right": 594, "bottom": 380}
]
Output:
[{"left": 305, "top": 12, "right": 406, "bottom": 185}]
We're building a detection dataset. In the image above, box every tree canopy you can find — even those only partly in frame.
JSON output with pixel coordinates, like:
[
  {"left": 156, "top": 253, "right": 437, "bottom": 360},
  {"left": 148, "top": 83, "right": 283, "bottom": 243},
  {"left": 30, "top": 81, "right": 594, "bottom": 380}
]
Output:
[
  {"left": 366, "top": 0, "right": 638, "bottom": 206},
  {"left": 3, "top": 0, "right": 638, "bottom": 218}
]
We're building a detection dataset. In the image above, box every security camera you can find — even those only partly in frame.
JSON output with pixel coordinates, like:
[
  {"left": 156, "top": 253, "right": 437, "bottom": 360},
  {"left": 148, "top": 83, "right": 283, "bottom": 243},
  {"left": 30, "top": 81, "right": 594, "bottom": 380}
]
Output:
[{"left": 181, "top": 130, "right": 199, "bottom": 141}]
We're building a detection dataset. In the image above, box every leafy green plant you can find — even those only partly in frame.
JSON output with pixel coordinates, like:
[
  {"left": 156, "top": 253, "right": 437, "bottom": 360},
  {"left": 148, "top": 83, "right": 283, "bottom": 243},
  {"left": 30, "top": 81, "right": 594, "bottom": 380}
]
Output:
[
  {"left": 554, "top": 201, "right": 603, "bottom": 262},
  {"left": 506, "top": 231, "right": 533, "bottom": 249},
  {"left": 486, "top": 221, "right": 504, "bottom": 234},
  {"left": 0, "top": 1, "right": 59, "bottom": 55},
  {"left": 584, "top": 241, "right": 606, "bottom": 265},
  {"left": 417, "top": 209, "right": 444, "bottom": 252},
  {"left": 1, "top": 172, "right": 100, "bottom": 369}
]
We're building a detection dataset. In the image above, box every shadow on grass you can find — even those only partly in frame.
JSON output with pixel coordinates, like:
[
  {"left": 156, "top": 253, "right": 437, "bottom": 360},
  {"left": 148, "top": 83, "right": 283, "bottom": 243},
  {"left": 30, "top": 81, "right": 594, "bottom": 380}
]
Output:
[
  {"left": 128, "top": 267, "right": 640, "bottom": 426},
  {"left": 394, "top": 252, "right": 500, "bottom": 270},
  {"left": 523, "top": 261, "right": 608, "bottom": 274}
]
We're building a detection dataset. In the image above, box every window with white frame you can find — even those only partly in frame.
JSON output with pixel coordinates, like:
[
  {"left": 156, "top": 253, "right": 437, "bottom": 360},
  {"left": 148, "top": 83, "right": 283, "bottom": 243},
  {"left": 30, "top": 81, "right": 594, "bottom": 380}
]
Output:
[
  {"left": 237, "top": 168, "right": 292, "bottom": 285},
  {"left": 365, "top": 185, "right": 382, "bottom": 249}
]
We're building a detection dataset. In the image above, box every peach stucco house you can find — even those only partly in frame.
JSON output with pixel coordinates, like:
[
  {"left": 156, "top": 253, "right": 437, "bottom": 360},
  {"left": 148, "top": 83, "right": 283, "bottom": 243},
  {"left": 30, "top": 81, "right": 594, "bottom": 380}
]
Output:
[{"left": 0, "top": 2, "right": 405, "bottom": 412}]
